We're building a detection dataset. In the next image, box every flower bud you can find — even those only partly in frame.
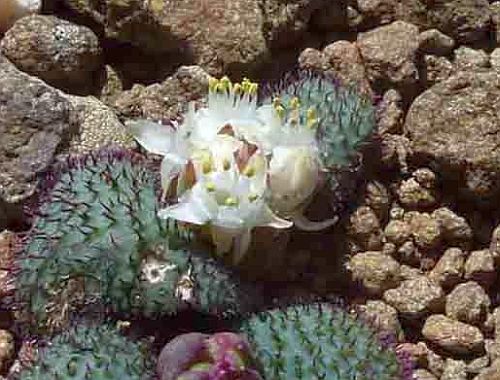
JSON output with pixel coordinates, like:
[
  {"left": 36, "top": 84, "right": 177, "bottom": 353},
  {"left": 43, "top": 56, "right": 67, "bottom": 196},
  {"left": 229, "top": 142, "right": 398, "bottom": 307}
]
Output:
[{"left": 268, "top": 146, "right": 320, "bottom": 215}]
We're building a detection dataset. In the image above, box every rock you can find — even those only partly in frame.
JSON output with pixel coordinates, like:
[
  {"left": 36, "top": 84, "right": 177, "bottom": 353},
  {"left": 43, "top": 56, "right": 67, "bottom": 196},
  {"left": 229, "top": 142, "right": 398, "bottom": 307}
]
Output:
[
  {"left": 490, "top": 225, "right": 500, "bottom": 264},
  {"left": 0, "top": 15, "right": 103, "bottom": 95},
  {"left": 113, "top": 65, "right": 210, "bottom": 123},
  {"left": 99, "top": 65, "right": 124, "bottom": 106},
  {"left": 0, "top": 231, "right": 14, "bottom": 299},
  {"left": 298, "top": 40, "right": 372, "bottom": 95},
  {"left": 464, "top": 250, "right": 496, "bottom": 288},
  {"left": 454, "top": 47, "right": 490, "bottom": 71},
  {"left": 490, "top": 2, "right": 500, "bottom": 45},
  {"left": 260, "top": 0, "right": 331, "bottom": 49},
  {"left": 432, "top": 207, "right": 473, "bottom": 250},
  {"left": 357, "top": 300, "right": 403, "bottom": 339},
  {"left": 383, "top": 277, "right": 444, "bottom": 318},
  {"left": 348, "top": 206, "right": 384, "bottom": 251},
  {"left": 379, "top": 133, "right": 412, "bottom": 173},
  {"left": 395, "top": 0, "right": 491, "bottom": 44},
  {"left": 0, "top": 330, "right": 14, "bottom": 372},
  {"left": 385, "top": 220, "right": 412, "bottom": 246},
  {"left": 428, "top": 247, "right": 465, "bottom": 289},
  {"left": 0, "top": 54, "right": 72, "bottom": 225},
  {"left": 404, "top": 211, "right": 442, "bottom": 250},
  {"left": 422, "top": 55, "right": 454, "bottom": 87},
  {"left": 397, "top": 240, "right": 421, "bottom": 266},
  {"left": 347, "top": 251, "right": 401, "bottom": 295},
  {"left": 412, "top": 369, "right": 438, "bottom": 380},
  {"left": 475, "top": 358, "right": 500, "bottom": 380},
  {"left": 376, "top": 89, "right": 404, "bottom": 135},
  {"left": 404, "top": 71, "right": 500, "bottom": 201},
  {"left": 357, "top": 21, "right": 420, "bottom": 98},
  {"left": 363, "top": 181, "right": 390, "bottom": 221},
  {"left": 418, "top": 29, "right": 455, "bottom": 56},
  {"left": 441, "top": 358, "right": 467, "bottom": 380},
  {"left": 399, "top": 264, "right": 423, "bottom": 280},
  {"left": 353, "top": 0, "right": 397, "bottom": 30},
  {"left": 396, "top": 177, "right": 436, "bottom": 209},
  {"left": 63, "top": 0, "right": 272, "bottom": 76},
  {"left": 491, "top": 48, "right": 500, "bottom": 72},
  {"left": 0, "top": 0, "right": 40, "bottom": 33},
  {"left": 468, "top": 355, "right": 490, "bottom": 376},
  {"left": 423, "top": 314, "right": 485, "bottom": 355},
  {"left": 445, "top": 281, "right": 491, "bottom": 325},
  {"left": 66, "top": 95, "right": 135, "bottom": 154}
]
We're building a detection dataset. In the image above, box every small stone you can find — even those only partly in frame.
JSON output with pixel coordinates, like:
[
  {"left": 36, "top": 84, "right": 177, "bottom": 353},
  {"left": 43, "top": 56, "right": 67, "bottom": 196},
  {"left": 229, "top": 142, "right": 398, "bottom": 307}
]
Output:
[
  {"left": 412, "top": 369, "right": 438, "bottom": 380},
  {"left": 383, "top": 277, "right": 444, "bottom": 318},
  {"left": 397, "top": 177, "right": 436, "bottom": 209},
  {"left": 357, "top": 300, "right": 403, "bottom": 339},
  {"left": 413, "top": 168, "right": 437, "bottom": 189},
  {"left": 475, "top": 358, "right": 500, "bottom": 380},
  {"left": 397, "top": 342, "right": 429, "bottom": 368},
  {"left": 377, "top": 89, "right": 404, "bottom": 135},
  {"left": 490, "top": 307, "right": 500, "bottom": 340},
  {"left": 428, "top": 247, "right": 465, "bottom": 289},
  {"left": 441, "top": 358, "right": 467, "bottom": 380},
  {"left": 417, "top": 29, "right": 455, "bottom": 56},
  {"left": 486, "top": 339, "right": 500, "bottom": 362},
  {"left": 491, "top": 2, "right": 500, "bottom": 45},
  {"left": 347, "top": 251, "right": 401, "bottom": 295},
  {"left": 0, "top": 15, "right": 103, "bottom": 94},
  {"left": 0, "top": 231, "right": 13, "bottom": 299},
  {"left": 0, "top": 0, "right": 40, "bottom": 33},
  {"left": 404, "top": 212, "right": 442, "bottom": 250},
  {"left": 423, "top": 55, "right": 454, "bottom": 87},
  {"left": 468, "top": 355, "right": 490, "bottom": 375},
  {"left": 491, "top": 49, "right": 500, "bottom": 72},
  {"left": 489, "top": 225, "right": 500, "bottom": 264},
  {"left": 399, "top": 264, "right": 423, "bottom": 280},
  {"left": 454, "top": 46, "right": 490, "bottom": 70},
  {"left": 363, "top": 181, "right": 390, "bottom": 221},
  {"left": 422, "top": 314, "right": 485, "bottom": 355},
  {"left": 432, "top": 207, "right": 473, "bottom": 249},
  {"left": 445, "top": 281, "right": 491, "bottom": 325},
  {"left": 464, "top": 250, "right": 496, "bottom": 288},
  {"left": 384, "top": 220, "right": 412, "bottom": 246},
  {"left": 0, "top": 330, "right": 14, "bottom": 372},
  {"left": 348, "top": 206, "right": 383, "bottom": 250}
]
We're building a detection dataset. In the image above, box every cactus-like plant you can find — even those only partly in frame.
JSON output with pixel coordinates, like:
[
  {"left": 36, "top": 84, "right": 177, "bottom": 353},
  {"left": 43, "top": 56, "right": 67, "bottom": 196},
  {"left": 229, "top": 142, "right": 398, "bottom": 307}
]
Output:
[
  {"left": 157, "top": 332, "right": 263, "bottom": 380},
  {"left": 239, "top": 303, "right": 412, "bottom": 380},
  {"left": 16, "top": 323, "right": 154, "bottom": 379},
  {"left": 12, "top": 149, "right": 258, "bottom": 332}
]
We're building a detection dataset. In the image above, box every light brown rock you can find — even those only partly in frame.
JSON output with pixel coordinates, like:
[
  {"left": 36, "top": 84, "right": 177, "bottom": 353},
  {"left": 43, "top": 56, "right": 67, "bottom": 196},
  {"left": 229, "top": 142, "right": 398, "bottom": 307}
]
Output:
[
  {"left": 445, "top": 281, "right": 491, "bottom": 325},
  {"left": 465, "top": 249, "right": 496, "bottom": 288},
  {"left": 428, "top": 247, "right": 465, "bottom": 289},
  {"left": 422, "top": 314, "right": 485, "bottom": 355}
]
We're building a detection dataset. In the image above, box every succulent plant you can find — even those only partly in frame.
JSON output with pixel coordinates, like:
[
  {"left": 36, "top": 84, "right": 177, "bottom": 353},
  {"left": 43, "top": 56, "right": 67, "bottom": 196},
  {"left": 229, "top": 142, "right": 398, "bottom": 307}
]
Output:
[
  {"left": 16, "top": 323, "right": 154, "bottom": 380},
  {"left": 239, "top": 303, "right": 412, "bottom": 380},
  {"left": 12, "top": 149, "right": 258, "bottom": 332},
  {"left": 157, "top": 332, "right": 263, "bottom": 380}
]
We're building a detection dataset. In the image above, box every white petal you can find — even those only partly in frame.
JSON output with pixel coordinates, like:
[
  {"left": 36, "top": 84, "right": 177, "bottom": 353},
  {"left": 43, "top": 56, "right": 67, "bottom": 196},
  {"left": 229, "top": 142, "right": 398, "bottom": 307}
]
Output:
[
  {"left": 232, "top": 228, "right": 252, "bottom": 265},
  {"left": 126, "top": 120, "right": 176, "bottom": 156},
  {"left": 160, "top": 155, "right": 186, "bottom": 194},
  {"left": 293, "top": 213, "right": 339, "bottom": 231},
  {"left": 158, "top": 202, "right": 209, "bottom": 225}
]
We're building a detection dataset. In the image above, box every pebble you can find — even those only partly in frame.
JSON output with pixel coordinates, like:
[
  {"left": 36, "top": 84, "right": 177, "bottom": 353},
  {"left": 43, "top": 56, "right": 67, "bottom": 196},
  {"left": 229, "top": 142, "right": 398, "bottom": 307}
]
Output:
[{"left": 422, "top": 314, "right": 485, "bottom": 355}]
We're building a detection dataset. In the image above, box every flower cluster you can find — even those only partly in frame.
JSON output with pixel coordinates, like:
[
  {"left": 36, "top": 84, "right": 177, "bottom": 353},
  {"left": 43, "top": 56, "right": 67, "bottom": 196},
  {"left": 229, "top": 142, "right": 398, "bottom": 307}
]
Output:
[{"left": 128, "top": 76, "right": 337, "bottom": 263}]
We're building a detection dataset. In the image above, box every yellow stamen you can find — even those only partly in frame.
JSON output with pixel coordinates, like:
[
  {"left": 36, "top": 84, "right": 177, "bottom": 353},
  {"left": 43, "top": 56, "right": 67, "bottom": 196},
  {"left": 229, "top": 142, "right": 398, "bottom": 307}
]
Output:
[
  {"left": 243, "top": 165, "right": 256, "bottom": 177},
  {"left": 208, "top": 77, "right": 218, "bottom": 92},
  {"left": 224, "top": 197, "right": 238, "bottom": 206},
  {"left": 219, "top": 76, "right": 231, "bottom": 92},
  {"left": 290, "top": 97, "right": 300, "bottom": 109},
  {"left": 275, "top": 105, "right": 285, "bottom": 119},
  {"left": 248, "top": 194, "right": 259, "bottom": 202},
  {"left": 306, "top": 107, "right": 318, "bottom": 129},
  {"left": 248, "top": 82, "right": 258, "bottom": 95},
  {"left": 272, "top": 97, "right": 281, "bottom": 108},
  {"left": 233, "top": 83, "right": 242, "bottom": 94},
  {"left": 222, "top": 158, "right": 231, "bottom": 171},
  {"left": 205, "top": 182, "right": 216, "bottom": 192}
]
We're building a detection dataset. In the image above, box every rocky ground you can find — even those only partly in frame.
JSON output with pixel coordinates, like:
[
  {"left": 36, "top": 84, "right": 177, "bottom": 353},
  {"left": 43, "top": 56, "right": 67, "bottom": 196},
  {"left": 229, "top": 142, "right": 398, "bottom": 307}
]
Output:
[{"left": 1, "top": 0, "right": 500, "bottom": 379}]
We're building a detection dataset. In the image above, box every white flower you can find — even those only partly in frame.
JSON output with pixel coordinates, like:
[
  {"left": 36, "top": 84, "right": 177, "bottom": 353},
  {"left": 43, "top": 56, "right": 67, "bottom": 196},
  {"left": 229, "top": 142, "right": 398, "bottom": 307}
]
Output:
[
  {"left": 158, "top": 150, "right": 291, "bottom": 263},
  {"left": 268, "top": 145, "right": 320, "bottom": 215}
]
